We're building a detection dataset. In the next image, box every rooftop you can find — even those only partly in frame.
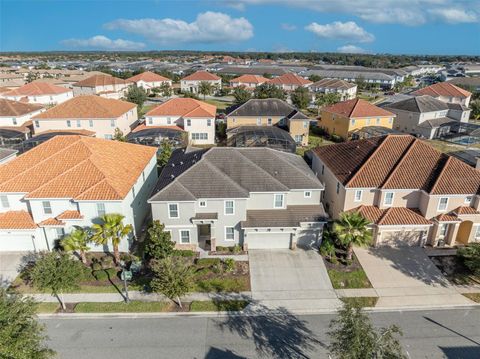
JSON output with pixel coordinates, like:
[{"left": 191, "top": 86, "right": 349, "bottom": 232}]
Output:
[
  {"left": 226, "top": 98, "right": 306, "bottom": 118},
  {"left": 146, "top": 98, "right": 216, "bottom": 118},
  {"left": 267, "top": 73, "right": 312, "bottom": 86},
  {"left": 181, "top": 71, "right": 221, "bottom": 81},
  {"left": 350, "top": 206, "right": 432, "bottom": 226},
  {"left": 310, "top": 78, "right": 357, "bottom": 90},
  {"left": 73, "top": 74, "right": 130, "bottom": 88},
  {"left": 385, "top": 95, "right": 449, "bottom": 113},
  {"left": 3, "top": 82, "right": 71, "bottom": 96},
  {"left": 127, "top": 71, "right": 170, "bottom": 83},
  {"left": 242, "top": 205, "right": 328, "bottom": 228},
  {"left": 0, "top": 98, "right": 44, "bottom": 117},
  {"left": 323, "top": 98, "right": 394, "bottom": 118},
  {"left": 230, "top": 75, "right": 269, "bottom": 84},
  {"left": 412, "top": 82, "right": 472, "bottom": 98}
]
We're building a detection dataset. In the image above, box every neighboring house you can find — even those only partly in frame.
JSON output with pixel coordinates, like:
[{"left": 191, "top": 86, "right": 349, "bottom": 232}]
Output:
[
  {"left": 32, "top": 95, "right": 138, "bottom": 140},
  {"left": 319, "top": 98, "right": 396, "bottom": 140},
  {"left": 225, "top": 98, "right": 310, "bottom": 146},
  {"left": 266, "top": 73, "right": 312, "bottom": 91},
  {"left": 0, "top": 82, "right": 73, "bottom": 105},
  {"left": 0, "top": 148, "right": 17, "bottom": 164},
  {"left": 127, "top": 71, "right": 172, "bottom": 92},
  {"left": 0, "top": 98, "right": 44, "bottom": 129},
  {"left": 412, "top": 82, "right": 472, "bottom": 107},
  {"left": 229, "top": 75, "right": 269, "bottom": 89},
  {"left": 448, "top": 77, "right": 480, "bottom": 93},
  {"left": 72, "top": 74, "right": 132, "bottom": 99},
  {"left": 144, "top": 98, "right": 216, "bottom": 145},
  {"left": 311, "top": 134, "right": 480, "bottom": 247},
  {"left": 0, "top": 135, "right": 157, "bottom": 252},
  {"left": 149, "top": 147, "right": 327, "bottom": 251},
  {"left": 309, "top": 78, "right": 357, "bottom": 101},
  {"left": 180, "top": 71, "right": 222, "bottom": 94},
  {"left": 385, "top": 95, "right": 470, "bottom": 139}
]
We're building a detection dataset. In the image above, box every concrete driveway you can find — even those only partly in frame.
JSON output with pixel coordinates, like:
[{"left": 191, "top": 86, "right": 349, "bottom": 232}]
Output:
[
  {"left": 354, "top": 247, "right": 473, "bottom": 308},
  {"left": 248, "top": 249, "right": 341, "bottom": 311},
  {"left": 0, "top": 252, "right": 28, "bottom": 287}
]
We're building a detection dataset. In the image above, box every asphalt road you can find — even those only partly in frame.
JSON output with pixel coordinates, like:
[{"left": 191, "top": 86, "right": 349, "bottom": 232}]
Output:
[{"left": 41, "top": 308, "right": 480, "bottom": 359}]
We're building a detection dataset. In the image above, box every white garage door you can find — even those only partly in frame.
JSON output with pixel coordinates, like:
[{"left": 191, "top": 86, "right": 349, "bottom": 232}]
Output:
[
  {"left": 247, "top": 232, "right": 291, "bottom": 249},
  {"left": 379, "top": 230, "right": 425, "bottom": 247},
  {"left": 0, "top": 233, "right": 36, "bottom": 252}
]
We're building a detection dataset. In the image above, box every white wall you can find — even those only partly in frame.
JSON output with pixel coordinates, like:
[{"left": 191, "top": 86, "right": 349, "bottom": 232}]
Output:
[{"left": 2, "top": 91, "right": 73, "bottom": 105}]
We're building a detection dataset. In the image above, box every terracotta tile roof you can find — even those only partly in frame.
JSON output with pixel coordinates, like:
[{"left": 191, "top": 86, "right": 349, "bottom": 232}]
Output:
[
  {"left": 56, "top": 210, "right": 83, "bottom": 220},
  {"left": 413, "top": 82, "right": 472, "bottom": 98},
  {"left": 0, "top": 135, "right": 157, "bottom": 200},
  {"left": 127, "top": 71, "right": 170, "bottom": 83},
  {"left": 181, "top": 71, "right": 221, "bottom": 81},
  {"left": 231, "top": 75, "right": 269, "bottom": 84},
  {"left": 313, "top": 134, "right": 480, "bottom": 195},
  {"left": 132, "top": 124, "right": 184, "bottom": 133},
  {"left": 33, "top": 95, "right": 136, "bottom": 120},
  {"left": 453, "top": 206, "right": 480, "bottom": 215},
  {"left": 0, "top": 99, "right": 44, "bottom": 117},
  {"left": 146, "top": 98, "right": 216, "bottom": 118},
  {"left": 267, "top": 73, "right": 312, "bottom": 86},
  {"left": 0, "top": 211, "right": 36, "bottom": 229},
  {"left": 351, "top": 205, "right": 431, "bottom": 226},
  {"left": 3, "top": 82, "right": 71, "bottom": 96},
  {"left": 33, "top": 129, "right": 96, "bottom": 137},
  {"left": 322, "top": 98, "right": 394, "bottom": 118},
  {"left": 433, "top": 213, "right": 461, "bottom": 222},
  {"left": 38, "top": 217, "right": 65, "bottom": 226},
  {"left": 73, "top": 74, "right": 130, "bottom": 88}
]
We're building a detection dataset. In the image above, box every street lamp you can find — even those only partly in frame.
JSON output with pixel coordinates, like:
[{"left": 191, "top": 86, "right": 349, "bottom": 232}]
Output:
[{"left": 119, "top": 260, "right": 132, "bottom": 304}]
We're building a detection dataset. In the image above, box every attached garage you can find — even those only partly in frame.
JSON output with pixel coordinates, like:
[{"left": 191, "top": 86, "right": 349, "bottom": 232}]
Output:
[
  {"left": 247, "top": 232, "right": 292, "bottom": 249},
  {"left": 0, "top": 232, "right": 37, "bottom": 252},
  {"left": 377, "top": 230, "right": 427, "bottom": 247}
]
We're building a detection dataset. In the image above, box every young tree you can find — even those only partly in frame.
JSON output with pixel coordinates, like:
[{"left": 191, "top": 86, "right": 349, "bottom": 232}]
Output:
[
  {"left": 333, "top": 211, "right": 372, "bottom": 261},
  {"left": 92, "top": 213, "right": 133, "bottom": 264},
  {"left": 253, "top": 83, "right": 286, "bottom": 100},
  {"left": 157, "top": 140, "right": 173, "bottom": 167},
  {"left": 31, "top": 252, "right": 84, "bottom": 310},
  {"left": 232, "top": 86, "right": 251, "bottom": 104},
  {"left": 150, "top": 257, "right": 194, "bottom": 308},
  {"left": 328, "top": 303, "right": 406, "bottom": 359},
  {"left": 0, "top": 288, "right": 55, "bottom": 358},
  {"left": 62, "top": 227, "right": 91, "bottom": 264},
  {"left": 291, "top": 87, "right": 311, "bottom": 109},
  {"left": 198, "top": 81, "right": 214, "bottom": 100},
  {"left": 159, "top": 82, "right": 172, "bottom": 98},
  {"left": 113, "top": 127, "right": 126, "bottom": 142},
  {"left": 125, "top": 85, "right": 147, "bottom": 108},
  {"left": 145, "top": 221, "right": 175, "bottom": 260}
]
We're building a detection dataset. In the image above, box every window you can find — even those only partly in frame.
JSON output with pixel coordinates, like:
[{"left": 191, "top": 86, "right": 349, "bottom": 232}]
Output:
[
  {"left": 465, "top": 196, "right": 472, "bottom": 204},
  {"left": 354, "top": 190, "right": 363, "bottom": 202},
  {"left": 376, "top": 118, "right": 380, "bottom": 125},
  {"left": 303, "top": 121, "right": 308, "bottom": 128},
  {"left": 366, "top": 118, "right": 371, "bottom": 125},
  {"left": 96, "top": 203, "right": 106, "bottom": 217},
  {"left": 225, "top": 227, "right": 235, "bottom": 241},
  {"left": 225, "top": 200, "right": 234, "bottom": 215},
  {"left": 294, "top": 135, "right": 302, "bottom": 143},
  {"left": 256, "top": 118, "right": 261, "bottom": 125},
  {"left": 439, "top": 224, "right": 448, "bottom": 238},
  {"left": 66, "top": 120, "right": 71, "bottom": 127},
  {"left": 167, "top": 117, "right": 172, "bottom": 125},
  {"left": 192, "top": 133, "right": 208, "bottom": 140},
  {"left": 199, "top": 200, "right": 207, "bottom": 208},
  {"left": 475, "top": 226, "right": 480, "bottom": 240},
  {"left": 304, "top": 191, "right": 311, "bottom": 198},
  {"left": 438, "top": 197, "right": 448, "bottom": 211},
  {"left": 104, "top": 134, "right": 113, "bottom": 140},
  {"left": 267, "top": 118, "right": 272, "bottom": 125},
  {"left": 89, "top": 119, "right": 93, "bottom": 127},
  {"left": 142, "top": 171, "right": 145, "bottom": 182},
  {"left": 207, "top": 119, "right": 212, "bottom": 126},
  {"left": 12, "top": 118, "right": 17, "bottom": 125},
  {"left": 55, "top": 228, "right": 65, "bottom": 239},
  {"left": 336, "top": 182, "right": 340, "bottom": 194},
  {"left": 274, "top": 194, "right": 284, "bottom": 208},
  {"left": 186, "top": 119, "right": 191, "bottom": 126},
  {"left": 0, "top": 195, "right": 9, "bottom": 208},
  {"left": 42, "top": 201, "right": 52, "bottom": 214},
  {"left": 110, "top": 119, "right": 116, "bottom": 127},
  {"left": 351, "top": 119, "right": 356, "bottom": 126},
  {"left": 168, "top": 203, "right": 179, "bottom": 218},
  {"left": 148, "top": 117, "right": 153, "bottom": 125},
  {"left": 389, "top": 117, "right": 393, "bottom": 124},
  {"left": 34, "top": 120, "right": 39, "bottom": 128},
  {"left": 384, "top": 192, "right": 394, "bottom": 206},
  {"left": 76, "top": 119, "right": 81, "bottom": 127},
  {"left": 180, "top": 230, "right": 190, "bottom": 244}
]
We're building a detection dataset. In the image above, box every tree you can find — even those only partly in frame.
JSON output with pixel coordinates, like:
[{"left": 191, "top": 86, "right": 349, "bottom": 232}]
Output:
[
  {"left": 253, "top": 83, "right": 286, "bottom": 100},
  {"left": 125, "top": 85, "right": 147, "bottom": 108},
  {"left": 333, "top": 211, "right": 372, "bottom": 261},
  {"left": 150, "top": 257, "right": 194, "bottom": 308},
  {"left": 355, "top": 76, "right": 366, "bottom": 90},
  {"left": 159, "top": 82, "right": 172, "bottom": 97},
  {"left": 308, "top": 74, "right": 321, "bottom": 82},
  {"left": 145, "top": 221, "right": 175, "bottom": 260},
  {"left": 92, "top": 213, "right": 133, "bottom": 264},
  {"left": 471, "top": 100, "right": 480, "bottom": 121},
  {"left": 25, "top": 72, "right": 39, "bottom": 83},
  {"left": 157, "top": 140, "right": 173, "bottom": 167},
  {"left": 182, "top": 90, "right": 199, "bottom": 99},
  {"left": 315, "top": 92, "right": 341, "bottom": 115},
  {"left": 198, "top": 81, "right": 214, "bottom": 99},
  {"left": 290, "top": 87, "right": 311, "bottom": 109},
  {"left": 31, "top": 252, "right": 84, "bottom": 310},
  {"left": 62, "top": 227, "right": 91, "bottom": 264},
  {"left": 0, "top": 288, "right": 55, "bottom": 358},
  {"left": 457, "top": 243, "right": 480, "bottom": 275},
  {"left": 113, "top": 127, "right": 126, "bottom": 141},
  {"left": 328, "top": 302, "right": 406, "bottom": 359},
  {"left": 232, "top": 86, "right": 251, "bottom": 104}
]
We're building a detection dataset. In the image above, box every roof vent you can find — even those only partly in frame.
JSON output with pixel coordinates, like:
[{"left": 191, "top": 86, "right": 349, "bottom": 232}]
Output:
[
  {"left": 180, "top": 161, "right": 184, "bottom": 165},
  {"left": 171, "top": 163, "right": 175, "bottom": 167},
  {"left": 274, "top": 170, "right": 279, "bottom": 176},
  {"left": 170, "top": 174, "right": 175, "bottom": 179}
]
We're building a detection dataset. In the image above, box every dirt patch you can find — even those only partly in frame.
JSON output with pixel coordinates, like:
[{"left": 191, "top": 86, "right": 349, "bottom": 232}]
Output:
[
  {"left": 430, "top": 255, "right": 480, "bottom": 285},
  {"left": 55, "top": 303, "right": 77, "bottom": 313},
  {"left": 323, "top": 247, "right": 364, "bottom": 273}
]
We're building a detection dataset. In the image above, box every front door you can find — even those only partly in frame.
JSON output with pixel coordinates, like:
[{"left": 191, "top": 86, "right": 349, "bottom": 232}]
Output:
[{"left": 197, "top": 224, "right": 211, "bottom": 250}]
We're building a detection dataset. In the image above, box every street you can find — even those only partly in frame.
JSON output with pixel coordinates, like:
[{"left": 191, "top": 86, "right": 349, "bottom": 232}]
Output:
[{"left": 41, "top": 307, "right": 480, "bottom": 359}]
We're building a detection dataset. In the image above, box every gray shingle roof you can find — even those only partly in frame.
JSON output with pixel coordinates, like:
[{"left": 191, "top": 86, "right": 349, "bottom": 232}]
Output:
[
  {"left": 310, "top": 78, "right": 356, "bottom": 90},
  {"left": 226, "top": 99, "right": 303, "bottom": 117},
  {"left": 417, "top": 117, "right": 456, "bottom": 129},
  {"left": 241, "top": 205, "right": 328, "bottom": 228},
  {"left": 385, "top": 95, "right": 449, "bottom": 113}
]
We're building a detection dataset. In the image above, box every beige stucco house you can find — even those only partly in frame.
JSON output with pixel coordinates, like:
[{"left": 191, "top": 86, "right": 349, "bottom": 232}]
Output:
[
  {"left": 180, "top": 71, "right": 221, "bottom": 94},
  {"left": 1, "top": 82, "right": 73, "bottom": 105},
  {"left": 412, "top": 82, "right": 472, "bottom": 107},
  {"left": 73, "top": 74, "right": 131, "bottom": 99},
  {"left": 127, "top": 71, "right": 172, "bottom": 92}
]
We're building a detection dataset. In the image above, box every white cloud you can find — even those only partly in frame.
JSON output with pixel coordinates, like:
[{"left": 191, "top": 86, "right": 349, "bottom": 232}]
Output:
[
  {"left": 105, "top": 12, "right": 253, "bottom": 44},
  {"left": 281, "top": 23, "right": 296, "bottom": 31},
  {"left": 429, "top": 8, "right": 478, "bottom": 23},
  {"left": 305, "top": 21, "right": 375, "bottom": 43},
  {"left": 337, "top": 45, "right": 368, "bottom": 54},
  {"left": 61, "top": 35, "right": 145, "bottom": 50}
]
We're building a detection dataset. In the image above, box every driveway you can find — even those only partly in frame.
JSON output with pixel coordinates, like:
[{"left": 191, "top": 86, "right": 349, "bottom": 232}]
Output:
[
  {"left": 0, "top": 252, "right": 27, "bottom": 287},
  {"left": 248, "top": 249, "right": 341, "bottom": 311},
  {"left": 354, "top": 247, "right": 474, "bottom": 308}
]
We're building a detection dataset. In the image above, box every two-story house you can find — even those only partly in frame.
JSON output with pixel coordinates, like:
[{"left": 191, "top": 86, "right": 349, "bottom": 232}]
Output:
[
  {"left": 266, "top": 73, "right": 312, "bottom": 91},
  {"left": 309, "top": 78, "right": 357, "bottom": 101},
  {"left": 73, "top": 74, "right": 132, "bottom": 99},
  {"left": 127, "top": 71, "right": 172, "bottom": 92},
  {"left": 311, "top": 134, "right": 480, "bottom": 247},
  {"left": 32, "top": 95, "right": 138, "bottom": 140},
  {"left": 0, "top": 135, "right": 158, "bottom": 252},
  {"left": 229, "top": 75, "right": 269, "bottom": 89},
  {"left": 0, "top": 98, "right": 44, "bottom": 136},
  {"left": 180, "top": 71, "right": 222, "bottom": 94},
  {"left": 144, "top": 98, "right": 216, "bottom": 145},
  {"left": 148, "top": 147, "right": 327, "bottom": 251},
  {"left": 0, "top": 82, "right": 73, "bottom": 105},
  {"left": 412, "top": 82, "right": 472, "bottom": 107}
]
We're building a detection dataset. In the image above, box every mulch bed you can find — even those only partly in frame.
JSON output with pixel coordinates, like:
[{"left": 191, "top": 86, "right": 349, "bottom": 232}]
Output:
[
  {"left": 430, "top": 255, "right": 480, "bottom": 286},
  {"left": 323, "top": 247, "right": 364, "bottom": 273}
]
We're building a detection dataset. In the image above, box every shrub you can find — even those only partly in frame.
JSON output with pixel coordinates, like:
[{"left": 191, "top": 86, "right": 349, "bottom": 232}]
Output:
[
  {"left": 457, "top": 243, "right": 480, "bottom": 275},
  {"left": 172, "top": 249, "right": 195, "bottom": 257},
  {"left": 223, "top": 258, "right": 235, "bottom": 273},
  {"left": 196, "top": 258, "right": 221, "bottom": 267},
  {"left": 92, "top": 268, "right": 118, "bottom": 281}
]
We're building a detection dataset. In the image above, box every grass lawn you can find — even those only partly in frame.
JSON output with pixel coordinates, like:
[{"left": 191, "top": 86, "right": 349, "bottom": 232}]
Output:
[
  {"left": 340, "top": 297, "right": 378, "bottom": 308},
  {"left": 191, "top": 259, "right": 250, "bottom": 293},
  {"left": 74, "top": 301, "right": 171, "bottom": 313},
  {"left": 296, "top": 131, "right": 334, "bottom": 156},
  {"left": 204, "top": 98, "right": 234, "bottom": 110},
  {"left": 189, "top": 300, "right": 249, "bottom": 312},
  {"left": 328, "top": 268, "right": 372, "bottom": 289},
  {"left": 462, "top": 293, "right": 480, "bottom": 303},
  {"left": 36, "top": 302, "right": 59, "bottom": 314},
  {"left": 194, "top": 277, "right": 250, "bottom": 293}
]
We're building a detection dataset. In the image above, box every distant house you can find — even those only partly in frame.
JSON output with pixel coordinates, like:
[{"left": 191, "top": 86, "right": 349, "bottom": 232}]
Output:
[
  {"left": 447, "top": 77, "right": 480, "bottom": 93},
  {"left": 266, "top": 73, "right": 312, "bottom": 91},
  {"left": 412, "top": 82, "right": 472, "bottom": 107},
  {"left": 127, "top": 71, "right": 172, "bottom": 92},
  {"left": 144, "top": 98, "right": 216, "bottom": 145},
  {"left": 319, "top": 98, "right": 396, "bottom": 139},
  {"left": 72, "top": 74, "right": 132, "bottom": 99},
  {"left": 0, "top": 148, "right": 17, "bottom": 165},
  {"left": 0, "top": 82, "right": 73, "bottom": 105},
  {"left": 309, "top": 78, "right": 357, "bottom": 101},
  {"left": 180, "top": 71, "right": 222, "bottom": 94},
  {"left": 32, "top": 95, "right": 138, "bottom": 140},
  {"left": 229, "top": 75, "right": 269, "bottom": 89},
  {"left": 0, "top": 98, "right": 44, "bottom": 129},
  {"left": 226, "top": 98, "right": 310, "bottom": 146}
]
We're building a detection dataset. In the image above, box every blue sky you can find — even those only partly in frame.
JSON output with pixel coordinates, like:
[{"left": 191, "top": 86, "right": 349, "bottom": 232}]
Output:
[{"left": 1, "top": 0, "right": 479, "bottom": 54}]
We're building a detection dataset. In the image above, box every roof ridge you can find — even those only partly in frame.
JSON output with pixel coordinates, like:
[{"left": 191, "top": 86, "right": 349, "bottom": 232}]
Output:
[
  {"left": 349, "top": 98, "right": 361, "bottom": 117},
  {"left": 380, "top": 137, "right": 418, "bottom": 188},
  {"left": 377, "top": 207, "right": 392, "bottom": 225},
  {"left": 202, "top": 158, "right": 251, "bottom": 196},
  {"left": 268, "top": 148, "right": 322, "bottom": 187},
  {"left": 82, "top": 157, "right": 123, "bottom": 198},
  {"left": 429, "top": 155, "right": 452, "bottom": 194}
]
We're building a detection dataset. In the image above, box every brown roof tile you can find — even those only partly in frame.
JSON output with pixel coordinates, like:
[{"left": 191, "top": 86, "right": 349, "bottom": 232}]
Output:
[
  {"left": 3, "top": 82, "right": 71, "bottom": 96},
  {"left": 323, "top": 98, "right": 394, "bottom": 118},
  {"left": 0, "top": 211, "right": 36, "bottom": 229},
  {"left": 127, "top": 71, "right": 170, "bottom": 83},
  {"left": 351, "top": 205, "right": 431, "bottom": 226},
  {"left": 413, "top": 82, "right": 472, "bottom": 98},
  {"left": 39, "top": 218, "right": 65, "bottom": 226},
  {"left": 433, "top": 213, "right": 461, "bottom": 222},
  {"left": 56, "top": 210, "right": 83, "bottom": 220},
  {"left": 453, "top": 206, "right": 480, "bottom": 215},
  {"left": 231, "top": 75, "right": 269, "bottom": 84},
  {"left": 73, "top": 74, "right": 130, "bottom": 87},
  {"left": 181, "top": 71, "right": 221, "bottom": 81},
  {"left": 267, "top": 73, "right": 312, "bottom": 86},
  {"left": 0, "top": 98, "right": 44, "bottom": 116},
  {"left": 146, "top": 98, "right": 216, "bottom": 118}
]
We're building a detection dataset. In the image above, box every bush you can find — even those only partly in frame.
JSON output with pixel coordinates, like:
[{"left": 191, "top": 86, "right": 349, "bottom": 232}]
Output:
[
  {"left": 92, "top": 268, "right": 118, "bottom": 281},
  {"left": 172, "top": 250, "right": 195, "bottom": 257},
  {"left": 196, "top": 258, "right": 221, "bottom": 267},
  {"left": 457, "top": 243, "right": 480, "bottom": 275},
  {"left": 223, "top": 258, "right": 235, "bottom": 273}
]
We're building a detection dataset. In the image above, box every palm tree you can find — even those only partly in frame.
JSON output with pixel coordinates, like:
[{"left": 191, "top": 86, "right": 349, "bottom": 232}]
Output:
[
  {"left": 333, "top": 211, "right": 372, "bottom": 261},
  {"left": 62, "top": 227, "right": 91, "bottom": 264},
  {"left": 92, "top": 213, "right": 133, "bottom": 264},
  {"left": 198, "top": 81, "right": 213, "bottom": 100}
]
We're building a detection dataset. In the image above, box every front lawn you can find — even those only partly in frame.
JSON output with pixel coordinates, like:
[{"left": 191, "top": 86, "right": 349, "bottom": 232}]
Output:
[
  {"left": 296, "top": 130, "right": 335, "bottom": 156},
  {"left": 340, "top": 297, "right": 378, "bottom": 308},
  {"left": 327, "top": 268, "right": 372, "bottom": 289},
  {"left": 430, "top": 255, "right": 480, "bottom": 286},
  {"left": 192, "top": 258, "right": 250, "bottom": 293},
  {"left": 35, "top": 302, "right": 60, "bottom": 314},
  {"left": 74, "top": 301, "right": 171, "bottom": 313},
  {"left": 462, "top": 293, "right": 480, "bottom": 303},
  {"left": 189, "top": 300, "right": 249, "bottom": 312}
]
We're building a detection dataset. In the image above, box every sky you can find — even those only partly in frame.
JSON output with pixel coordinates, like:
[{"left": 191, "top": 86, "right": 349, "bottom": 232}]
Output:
[{"left": 1, "top": 0, "right": 479, "bottom": 55}]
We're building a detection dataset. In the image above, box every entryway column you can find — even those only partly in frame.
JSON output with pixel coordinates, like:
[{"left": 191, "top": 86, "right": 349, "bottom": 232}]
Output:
[
  {"left": 446, "top": 223, "right": 460, "bottom": 246},
  {"left": 210, "top": 224, "right": 216, "bottom": 252}
]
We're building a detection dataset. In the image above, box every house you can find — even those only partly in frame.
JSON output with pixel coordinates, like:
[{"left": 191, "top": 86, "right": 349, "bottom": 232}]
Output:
[
  {"left": 385, "top": 95, "right": 470, "bottom": 139},
  {"left": 127, "top": 71, "right": 172, "bottom": 92},
  {"left": 32, "top": 95, "right": 138, "bottom": 140},
  {"left": 180, "top": 71, "right": 221, "bottom": 94},
  {"left": 448, "top": 77, "right": 480, "bottom": 93},
  {"left": 319, "top": 98, "right": 396, "bottom": 140},
  {"left": 148, "top": 147, "right": 327, "bottom": 251},
  {"left": 72, "top": 74, "right": 132, "bottom": 99},
  {"left": 309, "top": 78, "right": 357, "bottom": 101},
  {"left": 0, "top": 148, "right": 17, "bottom": 165},
  {"left": 0, "top": 135, "right": 158, "bottom": 252},
  {"left": 412, "top": 82, "right": 472, "bottom": 107},
  {"left": 144, "top": 98, "right": 216, "bottom": 145},
  {"left": 266, "top": 73, "right": 312, "bottom": 91},
  {"left": 229, "top": 75, "right": 269, "bottom": 89},
  {"left": 311, "top": 135, "right": 480, "bottom": 247},
  {"left": 0, "top": 82, "right": 73, "bottom": 105},
  {"left": 0, "top": 98, "right": 44, "bottom": 130},
  {"left": 225, "top": 98, "right": 310, "bottom": 146}
]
